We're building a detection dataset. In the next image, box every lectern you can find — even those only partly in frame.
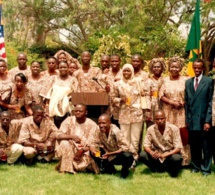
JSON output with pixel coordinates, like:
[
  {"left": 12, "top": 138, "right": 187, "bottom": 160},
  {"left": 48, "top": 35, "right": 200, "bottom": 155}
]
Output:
[{"left": 71, "top": 92, "right": 109, "bottom": 120}]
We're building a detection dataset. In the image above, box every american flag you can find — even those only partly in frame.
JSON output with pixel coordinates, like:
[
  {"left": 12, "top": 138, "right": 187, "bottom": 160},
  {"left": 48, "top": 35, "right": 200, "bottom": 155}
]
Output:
[{"left": 0, "top": 1, "right": 6, "bottom": 61}]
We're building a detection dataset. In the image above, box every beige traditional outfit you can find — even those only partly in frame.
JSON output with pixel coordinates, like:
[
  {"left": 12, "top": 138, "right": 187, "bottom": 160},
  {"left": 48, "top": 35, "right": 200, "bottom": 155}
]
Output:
[
  {"left": 101, "top": 68, "right": 122, "bottom": 120},
  {"left": 8, "top": 86, "right": 33, "bottom": 119},
  {"left": 143, "top": 122, "right": 183, "bottom": 161},
  {"left": 96, "top": 124, "right": 133, "bottom": 159},
  {"left": 27, "top": 75, "right": 45, "bottom": 105},
  {"left": 8, "top": 66, "right": 31, "bottom": 82},
  {"left": 40, "top": 70, "right": 59, "bottom": 78},
  {"left": 73, "top": 66, "right": 102, "bottom": 92},
  {"left": 0, "top": 119, "right": 24, "bottom": 164},
  {"left": 92, "top": 124, "right": 134, "bottom": 177},
  {"left": 159, "top": 76, "right": 190, "bottom": 165},
  {"left": 139, "top": 122, "right": 183, "bottom": 175},
  {"left": 40, "top": 75, "right": 78, "bottom": 118},
  {"left": 54, "top": 50, "right": 81, "bottom": 68},
  {"left": 148, "top": 76, "right": 164, "bottom": 120},
  {"left": 0, "top": 78, "right": 13, "bottom": 112},
  {"left": 55, "top": 116, "right": 99, "bottom": 174},
  {"left": 18, "top": 116, "right": 57, "bottom": 161},
  {"left": 133, "top": 69, "right": 149, "bottom": 82},
  {"left": 113, "top": 64, "right": 151, "bottom": 160}
]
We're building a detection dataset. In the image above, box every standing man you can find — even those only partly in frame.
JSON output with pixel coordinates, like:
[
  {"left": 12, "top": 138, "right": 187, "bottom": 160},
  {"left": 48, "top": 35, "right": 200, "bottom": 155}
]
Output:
[
  {"left": 139, "top": 110, "right": 183, "bottom": 177},
  {"left": 131, "top": 54, "right": 148, "bottom": 82},
  {"left": 9, "top": 53, "right": 31, "bottom": 82},
  {"left": 101, "top": 54, "right": 122, "bottom": 127},
  {"left": 185, "top": 59, "right": 214, "bottom": 176},
  {"left": 74, "top": 51, "right": 102, "bottom": 92},
  {"left": 99, "top": 54, "right": 110, "bottom": 74}
]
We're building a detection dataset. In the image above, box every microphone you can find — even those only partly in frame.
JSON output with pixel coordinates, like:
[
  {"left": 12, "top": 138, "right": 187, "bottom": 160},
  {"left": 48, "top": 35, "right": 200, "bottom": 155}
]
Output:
[{"left": 92, "top": 77, "right": 105, "bottom": 89}]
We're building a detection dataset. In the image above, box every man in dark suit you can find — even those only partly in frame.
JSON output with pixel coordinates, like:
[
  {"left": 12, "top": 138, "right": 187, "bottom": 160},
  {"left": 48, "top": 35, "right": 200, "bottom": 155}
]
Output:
[{"left": 185, "top": 59, "right": 214, "bottom": 176}]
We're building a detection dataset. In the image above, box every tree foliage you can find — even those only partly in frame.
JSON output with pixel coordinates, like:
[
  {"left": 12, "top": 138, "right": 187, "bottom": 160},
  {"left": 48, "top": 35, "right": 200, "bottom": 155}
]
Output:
[{"left": 3, "top": 0, "right": 215, "bottom": 65}]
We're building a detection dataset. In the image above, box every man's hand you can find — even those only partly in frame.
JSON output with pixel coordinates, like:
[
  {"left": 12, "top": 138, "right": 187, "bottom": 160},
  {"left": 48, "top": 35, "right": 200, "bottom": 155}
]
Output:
[
  {"left": 204, "top": 123, "right": 210, "bottom": 131},
  {"left": 120, "top": 97, "right": 126, "bottom": 104},
  {"left": 150, "top": 151, "right": 162, "bottom": 159},
  {"left": 160, "top": 152, "right": 169, "bottom": 159},
  {"left": 47, "top": 145, "right": 54, "bottom": 153},
  {"left": 36, "top": 143, "right": 45, "bottom": 153},
  {"left": 9, "top": 104, "right": 20, "bottom": 111},
  {"left": 102, "top": 152, "right": 111, "bottom": 159},
  {"left": 105, "top": 85, "right": 110, "bottom": 93}
]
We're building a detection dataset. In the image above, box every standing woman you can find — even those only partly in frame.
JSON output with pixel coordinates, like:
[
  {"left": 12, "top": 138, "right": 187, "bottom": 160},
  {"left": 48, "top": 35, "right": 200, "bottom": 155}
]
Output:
[
  {"left": 159, "top": 56, "right": 190, "bottom": 166},
  {"left": 68, "top": 62, "right": 78, "bottom": 76},
  {"left": 54, "top": 50, "right": 81, "bottom": 69},
  {"left": 27, "top": 61, "right": 45, "bottom": 106},
  {"left": 40, "top": 61, "right": 78, "bottom": 128},
  {"left": 148, "top": 58, "right": 166, "bottom": 120},
  {"left": 113, "top": 64, "right": 151, "bottom": 162},
  {"left": 0, "top": 59, "right": 13, "bottom": 113},
  {"left": 0, "top": 73, "right": 33, "bottom": 119}
]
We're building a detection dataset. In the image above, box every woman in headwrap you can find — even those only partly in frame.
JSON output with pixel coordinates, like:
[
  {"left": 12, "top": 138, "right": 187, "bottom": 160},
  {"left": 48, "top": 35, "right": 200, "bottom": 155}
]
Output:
[
  {"left": 113, "top": 64, "right": 151, "bottom": 163},
  {"left": 54, "top": 50, "right": 81, "bottom": 69}
]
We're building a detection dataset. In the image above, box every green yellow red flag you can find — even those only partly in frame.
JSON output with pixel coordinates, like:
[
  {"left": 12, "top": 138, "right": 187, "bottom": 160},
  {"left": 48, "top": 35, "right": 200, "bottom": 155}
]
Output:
[{"left": 186, "top": 0, "right": 201, "bottom": 77}]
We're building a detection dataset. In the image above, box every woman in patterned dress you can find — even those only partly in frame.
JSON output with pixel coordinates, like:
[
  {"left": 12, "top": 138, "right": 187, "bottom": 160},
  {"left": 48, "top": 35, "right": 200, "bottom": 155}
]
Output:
[
  {"left": 159, "top": 56, "right": 190, "bottom": 166},
  {"left": 0, "top": 73, "right": 33, "bottom": 119},
  {"left": 40, "top": 61, "right": 78, "bottom": 128},
  {"left": 0, "top": 59, "right": 13, "bottom": 113},
  {"left": 148, "top": 58, "right": 166, "bottom": 121},
  {"left": 27, "top": 61, "right": 45, "bottom": 107}
]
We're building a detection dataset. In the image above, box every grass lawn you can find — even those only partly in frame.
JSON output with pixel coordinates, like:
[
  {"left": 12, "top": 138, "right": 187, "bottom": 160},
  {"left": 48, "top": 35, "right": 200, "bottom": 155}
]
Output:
[{"left": 0, "top": 162, "right": 215, "bottom": 195}]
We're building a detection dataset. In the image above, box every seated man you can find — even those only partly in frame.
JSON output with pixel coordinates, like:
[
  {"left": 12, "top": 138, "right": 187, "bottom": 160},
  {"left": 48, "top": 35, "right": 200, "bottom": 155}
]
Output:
[
  {"left": 0, "top": 111, "right": 23, "bottom": 164},
  {"left": 139, "top": 110, "right": 183, "bottom": 177},
  {"left": 18, "top": 105, "right": 57, "bottom": 164},
  {"left": 92, "top": 114, "right": 134, "bottom": 178},
  {"left": 55, "top": 104, "right": 99, "bottom": 174}
]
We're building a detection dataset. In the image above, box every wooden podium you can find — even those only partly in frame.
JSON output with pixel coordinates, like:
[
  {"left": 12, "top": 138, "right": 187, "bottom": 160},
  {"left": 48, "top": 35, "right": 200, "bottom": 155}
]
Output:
[
  {"left": 71, "top": 92, "right": 109, "bottom": 120},
  {"left": 71, "top": 92, "right": 109, "bottom": 106}
]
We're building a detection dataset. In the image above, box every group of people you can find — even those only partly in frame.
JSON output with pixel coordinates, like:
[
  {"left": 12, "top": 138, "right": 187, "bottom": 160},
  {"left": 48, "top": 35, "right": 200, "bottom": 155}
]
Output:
[{"left": 0, "top": 50, "right": 214, "bottom": 178}]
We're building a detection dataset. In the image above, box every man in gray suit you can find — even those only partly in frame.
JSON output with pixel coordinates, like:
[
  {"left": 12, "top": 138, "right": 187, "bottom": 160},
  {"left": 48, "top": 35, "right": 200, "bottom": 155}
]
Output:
[{"left": 185, "top": 59, "right": 214, "bottom": 176}]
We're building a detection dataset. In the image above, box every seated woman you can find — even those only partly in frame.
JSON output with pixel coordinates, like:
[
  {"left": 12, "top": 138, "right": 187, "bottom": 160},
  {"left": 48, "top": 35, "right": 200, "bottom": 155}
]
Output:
[
  {"left": 40, "top": 57, "right": 59, "bottom": 78},
  {"left": 112, "top": 64, "right": 151, "bottom": 165},
  {"left": 27, "top": 61, "right": 45, "bottom": 106},
  {"left": 0, "top": 59, "right": 13, "bottom": 113},
  {"left": 0, "top": 73, "right": 33, "bottom": 119},
  {"left": 40, "top": 61, "right": 78, "bottom": 128}
]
